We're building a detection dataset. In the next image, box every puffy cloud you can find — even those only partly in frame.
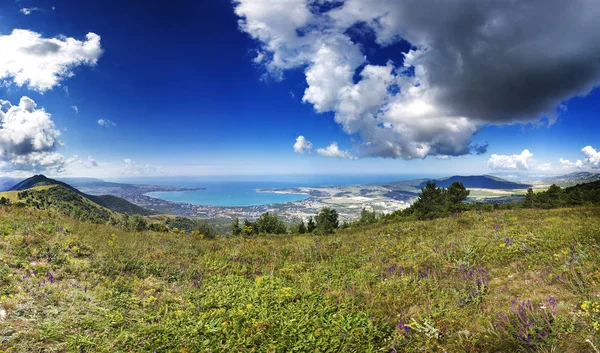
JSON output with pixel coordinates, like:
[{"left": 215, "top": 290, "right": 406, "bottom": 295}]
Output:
[
  {"left": 559, "top": 146, "right": 600, "bottom": 170},
  {"left": 0, "top": 152, "right": 66, "bottom": 173},
  {"left": 0, "top": 29, "right": 103, "bottom": 92},
  {"left": 97, "top": 118, "right": 116, "bottom": 128},
  {"left": 487, "top": 150, "right": 534, "bottom": 170},
  {"left": 71, "top": 106, "right": 79, "bottom": 114},
  {"left": 581, "top": 146, "right": 600, "bottom": 168},
  {"left": 234, "top": 0, "right": 600, "bottom": 159},
  {"left": 293, "top": 135, "right": 312, "bottom": 154},
  {"left": 559, "top": 157, "right": 585, "bottom": 170},
  {"left": 0, "top": 96, "right": 61, "bottom": 155},
  {"left": 0, "top": 96, "right": 65, "bottom": 172},
  {"left": 316, "top": 142, "right": 356, "bottom": 160}
]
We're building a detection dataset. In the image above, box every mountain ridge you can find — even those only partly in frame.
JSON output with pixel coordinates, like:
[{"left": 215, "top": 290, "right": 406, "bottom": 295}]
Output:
[
  {"left": 417, "top": 175, "right": 531, "bottom": 189},
  {"left": 8, "top": 175, "right": 154, "bottom": 216}
]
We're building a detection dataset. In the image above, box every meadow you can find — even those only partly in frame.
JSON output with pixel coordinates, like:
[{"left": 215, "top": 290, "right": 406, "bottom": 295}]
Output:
[{"left": 1, "top": 205, "right": 600, "bottom": 352}]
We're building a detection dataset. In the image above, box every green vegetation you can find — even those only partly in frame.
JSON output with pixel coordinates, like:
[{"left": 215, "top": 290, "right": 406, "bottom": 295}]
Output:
[
  {"left": 1, "top": 202, "right": 600, "bottom": 351},
  {"left": 163, "top": 216, "right": 215, "bottom": 238},
  {"left": 86, "top": 194, "right": 154, "bottom": 216},
  {"left": 523, "top": 181, "right": 600, "bottom": 209},
  {"left": 16, "top": 185, "right": 113, "bottom": 223},
  {"left": 314, "top": 207, "right": 339, "bottom": 235},
  {"left": 6, "top": 174, "right": 153, "bottom": 216},
  {"left": 2, "top": 179, "right": 600, "bottom": 351}
]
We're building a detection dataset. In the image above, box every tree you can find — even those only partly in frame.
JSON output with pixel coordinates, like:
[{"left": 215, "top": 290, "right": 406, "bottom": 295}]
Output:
[
  {"left": 231, "top": 217, "right": 241, "bottom": 236},
  {"left": 359, "top": 208, "right": 377, "bottom": 225},
  {"left": 411, "top": 181, "right": 447, "bottom": 220},
  {"left": 546, "top": 184, "right": 565, "bottom": 208},
  {"left": 306, "top": 217, "right": 316, "bottom": 233},
  {"left": 315, "top": 207, "right": 339, "bottom": 235},
  {"left": 298, "top": 220, "right": 307, "bottom": 234},
  {"left": 446, "top": 182, "right": 470, "bottom": 213},
  {"left": 524, "top": 188, "right": 535, "bottom": 208},
  {"left": 255, "top": 212, "right": 287, "bottom": 234}
]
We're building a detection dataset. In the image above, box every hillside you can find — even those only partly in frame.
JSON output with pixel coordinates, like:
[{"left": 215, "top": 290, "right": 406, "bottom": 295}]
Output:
[
  {"left": 7, "top": 175, "right": 154, "bottom": 216},
  {"left": 418, "top": 175, "right": 531, "bottom": 189},
  {"left": 1, "top": 204, "right": 599, "bottom": 352},
  {"left": 13, "top": 185, "right": 113, "bottom": 223},
  {"left": 0, "top": 177, "right": 21, "bottom": 192},
  {"left": 542, "top": 172, "right": 600, "bottom": 187},
  {"left": 8, "top": 174, "right": 75, "bottom": 191}
]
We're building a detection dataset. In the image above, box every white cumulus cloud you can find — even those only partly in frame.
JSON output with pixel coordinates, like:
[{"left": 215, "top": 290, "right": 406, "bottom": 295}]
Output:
[
  {"left": 559, "top": 146, "right": 600, "bottom": 170},
  {"left": 234, "top": 0, "right": 600, "bottom": 159},
  {"left": 581, "top": 146, "right": 600, "bottom": 168},
  {"left": 316, "top": 142, "right": 356, "bottom": 160},
  {"left": 487, "top": 150, "right": 534, "bottom": 170},
  {"left": 0, "top": 29, "right": 103, "bottom": 92},
  {"left": 559, "top": 158, "right": 584, "bottom": 169},
  {"left": 293, "top": 135, "right": 312, "bottom": 154},
  {"left": 0, "top": 96, "right": 65, "bottom": 172}
]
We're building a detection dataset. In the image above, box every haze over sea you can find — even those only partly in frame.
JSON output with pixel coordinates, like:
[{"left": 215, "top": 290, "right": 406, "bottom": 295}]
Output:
[{"left": 107, "top": 174, "right": 441, "bottom": 207}]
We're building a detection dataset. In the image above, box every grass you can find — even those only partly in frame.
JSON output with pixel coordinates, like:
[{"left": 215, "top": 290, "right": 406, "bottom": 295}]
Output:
[
  {"left": 1, "top": 205, "right": 600, "bottom": 352},
  {"left": 0, "top": 185, "right": 56, "bottom": 203}
]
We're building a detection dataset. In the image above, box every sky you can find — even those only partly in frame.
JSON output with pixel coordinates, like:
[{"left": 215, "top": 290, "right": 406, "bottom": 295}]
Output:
[{"left": 0, "top": 0, "right": 599, "bottom": 178}]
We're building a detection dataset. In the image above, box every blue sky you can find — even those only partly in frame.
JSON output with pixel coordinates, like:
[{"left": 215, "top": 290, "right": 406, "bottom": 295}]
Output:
[{"left": 0, "top": 0, "right": 599, "bottom": 178}]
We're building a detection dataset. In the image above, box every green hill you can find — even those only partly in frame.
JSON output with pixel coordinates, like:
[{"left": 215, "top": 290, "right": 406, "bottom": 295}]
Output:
[
  {"left": 7, "top": 174, "right": 153, "bottom": 216},
  {"left": 1, "top": 199, "right": 599, "bottom": 352},
  {"left": 14, "top": 185, "right": 113, "bottom": 223}
]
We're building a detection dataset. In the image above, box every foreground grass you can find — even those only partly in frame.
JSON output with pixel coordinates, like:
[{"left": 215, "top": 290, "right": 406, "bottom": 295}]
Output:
[{"left": 1, "top": 206, "right": 600, "bottom": 352}]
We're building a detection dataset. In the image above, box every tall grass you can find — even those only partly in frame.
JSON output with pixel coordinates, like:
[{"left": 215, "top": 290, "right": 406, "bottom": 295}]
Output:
[{"left": 1, "top": 205, "right": 599, "bottom": 352}]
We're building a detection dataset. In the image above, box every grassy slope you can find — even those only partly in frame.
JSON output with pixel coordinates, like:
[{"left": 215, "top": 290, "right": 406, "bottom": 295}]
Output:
[
  {"left": 0, "top": 185, "right": 55, "bottom": 202},
  {"left": 1, "top": 206, "right": 600, "bottom": 352},
  {"left": 8, "top": 175, "right": 153, "bottom": 216}
]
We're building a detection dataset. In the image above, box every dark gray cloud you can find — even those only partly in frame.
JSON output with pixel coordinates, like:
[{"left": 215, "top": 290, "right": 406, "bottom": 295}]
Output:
[
  {"left": 235, "top": 0, "right": 600, "bottom": 159},
  {"left": 471, "top": 142, "right": 489, "bottom": 156}
]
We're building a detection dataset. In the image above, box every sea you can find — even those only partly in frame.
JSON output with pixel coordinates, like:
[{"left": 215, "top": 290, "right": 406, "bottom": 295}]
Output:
[{"left": 106, "top": 174, "right": 440, "bottom": 207}]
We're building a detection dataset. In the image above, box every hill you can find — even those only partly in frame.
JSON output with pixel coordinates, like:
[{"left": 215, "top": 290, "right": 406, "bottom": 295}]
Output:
[
  {"left": 418, "top": 175, "right": 531, "bottom": 189},
  {"left": 7, "top": 174, "right": 154, "bottom": 216},
  {"left": 13, "top": 185, "right": 114, "bottom": 223},
  {"left": 8, "top": 174, "right": 74, "bottom": 191},
  {"left": 542, "top": 171, "right": 600, "bottom": 187},
  {"left": 0, "top": 203, "right": 598, "bottom": 352},
  {"left": 0, "top": 177, "right": 21, "bottom": 191}
]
